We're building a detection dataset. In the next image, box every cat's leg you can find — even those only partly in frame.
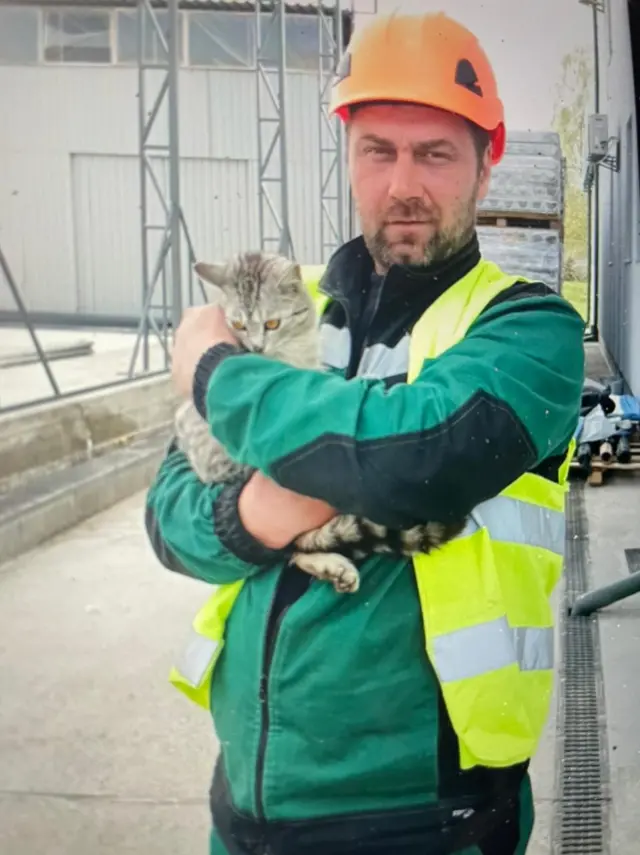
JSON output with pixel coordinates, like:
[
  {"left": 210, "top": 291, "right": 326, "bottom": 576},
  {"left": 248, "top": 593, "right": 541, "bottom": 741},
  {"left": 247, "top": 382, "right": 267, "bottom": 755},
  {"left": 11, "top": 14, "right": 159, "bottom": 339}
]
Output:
[
  {"left": 395, "top": 520, "right": 467, "bottom": 555},
  {"left": 289, "top": 551, "right": 361, "bottom": 594},
  {"left": 293, "top": 512, "right": 466, "bottom": 562},
  {"left": 291, "top": 515, "right": 364, "bottom": 593}
]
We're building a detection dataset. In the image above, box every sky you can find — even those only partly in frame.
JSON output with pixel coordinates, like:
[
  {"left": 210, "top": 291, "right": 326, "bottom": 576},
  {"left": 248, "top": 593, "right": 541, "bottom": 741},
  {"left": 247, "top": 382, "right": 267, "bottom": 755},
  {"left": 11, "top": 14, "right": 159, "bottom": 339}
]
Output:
[{"left": 351, "top": 0, "right": 595, "bottom": 133}]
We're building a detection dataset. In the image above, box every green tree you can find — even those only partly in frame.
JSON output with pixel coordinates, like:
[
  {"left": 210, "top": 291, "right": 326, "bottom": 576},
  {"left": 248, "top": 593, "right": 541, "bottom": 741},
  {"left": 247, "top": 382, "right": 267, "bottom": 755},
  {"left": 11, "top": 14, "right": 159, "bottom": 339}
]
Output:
[{"left": 552, "top": 46, "right": 593, "bottom": 281}]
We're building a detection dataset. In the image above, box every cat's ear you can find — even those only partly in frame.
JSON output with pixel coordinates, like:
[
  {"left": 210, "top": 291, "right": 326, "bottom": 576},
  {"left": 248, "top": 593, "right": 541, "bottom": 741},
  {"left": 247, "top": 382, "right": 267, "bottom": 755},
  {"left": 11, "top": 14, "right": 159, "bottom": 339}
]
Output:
[
  {"left": 279, "top": 261, "right": 304, "bottom": 293},
  {"left": 194, "top": 261, "right": 227, "bottom": 290}
]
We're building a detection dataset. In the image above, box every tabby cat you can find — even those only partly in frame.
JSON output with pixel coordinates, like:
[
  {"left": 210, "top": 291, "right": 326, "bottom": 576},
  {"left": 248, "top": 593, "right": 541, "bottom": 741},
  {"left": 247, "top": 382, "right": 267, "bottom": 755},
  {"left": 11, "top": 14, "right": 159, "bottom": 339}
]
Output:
[{"left": 174, "top": 251, "right": 465, "bottom": 594}]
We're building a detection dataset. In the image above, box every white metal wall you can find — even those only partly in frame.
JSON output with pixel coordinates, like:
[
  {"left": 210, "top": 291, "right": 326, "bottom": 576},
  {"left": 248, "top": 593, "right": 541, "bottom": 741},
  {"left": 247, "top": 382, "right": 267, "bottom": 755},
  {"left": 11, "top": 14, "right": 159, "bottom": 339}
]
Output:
[
  {"left": 596, "top": 0, "right": 640, "bottom": 393},
  {"left": 0, "top": 64, "right": 325, "bottom": 318}
]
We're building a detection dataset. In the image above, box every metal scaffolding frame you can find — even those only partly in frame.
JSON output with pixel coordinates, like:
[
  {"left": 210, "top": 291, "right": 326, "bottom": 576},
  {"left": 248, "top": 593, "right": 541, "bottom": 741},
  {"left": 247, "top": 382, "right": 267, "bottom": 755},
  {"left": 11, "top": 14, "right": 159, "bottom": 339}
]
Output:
[
  {"left": 1, "top": 0, "right": 357, "bottom": 411},
  {"left": 128, "top": 0, "right": 189, "bottom": 377},
  {"left": 256, "top": 0, "right": 294, "bottom": 258}
]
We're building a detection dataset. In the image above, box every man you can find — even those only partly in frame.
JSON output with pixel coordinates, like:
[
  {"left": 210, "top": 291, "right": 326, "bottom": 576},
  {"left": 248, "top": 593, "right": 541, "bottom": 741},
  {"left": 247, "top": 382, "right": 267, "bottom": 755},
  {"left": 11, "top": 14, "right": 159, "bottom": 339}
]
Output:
[{"left": 146, "top": 12, "right": 585, "bottom": 855}]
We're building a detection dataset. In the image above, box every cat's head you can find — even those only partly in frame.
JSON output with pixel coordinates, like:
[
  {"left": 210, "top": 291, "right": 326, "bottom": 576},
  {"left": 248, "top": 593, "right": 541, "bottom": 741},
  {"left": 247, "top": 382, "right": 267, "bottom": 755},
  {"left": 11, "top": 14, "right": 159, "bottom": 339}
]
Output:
[{"left": 193, "top": 251, "right": 318, "bottom": 360}]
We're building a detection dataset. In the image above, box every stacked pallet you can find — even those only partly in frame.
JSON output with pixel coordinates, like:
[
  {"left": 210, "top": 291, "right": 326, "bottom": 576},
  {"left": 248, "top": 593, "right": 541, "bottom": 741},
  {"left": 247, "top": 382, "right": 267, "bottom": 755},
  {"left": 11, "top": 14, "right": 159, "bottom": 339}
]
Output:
[
  {"left": 477, "top": 131, "right": 564, "bottom": 293},
  {"left": 570, "top": 429, "right": 640, "bottom": 486}
]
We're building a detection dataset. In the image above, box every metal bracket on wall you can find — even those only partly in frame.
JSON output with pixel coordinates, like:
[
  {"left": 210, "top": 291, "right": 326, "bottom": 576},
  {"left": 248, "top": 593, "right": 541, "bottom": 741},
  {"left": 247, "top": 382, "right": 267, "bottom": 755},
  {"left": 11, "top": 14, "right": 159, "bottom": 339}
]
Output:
[
  {"left": 578, "top": 0, "right": 604, "bottom": 13},
  {"left": 590, "top": 137, "right": 620, "bottom": 173}
]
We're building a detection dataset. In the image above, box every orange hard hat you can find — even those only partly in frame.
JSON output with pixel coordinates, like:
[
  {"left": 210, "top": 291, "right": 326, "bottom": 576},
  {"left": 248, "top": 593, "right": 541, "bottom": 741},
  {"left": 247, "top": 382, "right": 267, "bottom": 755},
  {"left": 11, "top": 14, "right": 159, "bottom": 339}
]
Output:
[{"left": 329, "top": 13, "right": 506, "bottom": 165}]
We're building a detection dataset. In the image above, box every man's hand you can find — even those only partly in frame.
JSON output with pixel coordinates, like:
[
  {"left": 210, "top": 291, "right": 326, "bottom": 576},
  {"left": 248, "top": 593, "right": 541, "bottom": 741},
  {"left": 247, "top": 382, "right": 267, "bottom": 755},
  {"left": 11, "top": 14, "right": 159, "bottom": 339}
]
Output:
[
  {"left": 172, "top": 305, "right": 238, "bottom": 398},
  {"left": 239, "top": 471, "right": 336, "bottom": 550}
]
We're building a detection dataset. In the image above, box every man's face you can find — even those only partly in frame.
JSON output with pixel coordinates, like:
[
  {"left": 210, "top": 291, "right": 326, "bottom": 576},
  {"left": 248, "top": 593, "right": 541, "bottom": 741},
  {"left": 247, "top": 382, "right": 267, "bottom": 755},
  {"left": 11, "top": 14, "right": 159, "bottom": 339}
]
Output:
[{"left": 347, "top": 103, "right": 492, "bottom": 273}]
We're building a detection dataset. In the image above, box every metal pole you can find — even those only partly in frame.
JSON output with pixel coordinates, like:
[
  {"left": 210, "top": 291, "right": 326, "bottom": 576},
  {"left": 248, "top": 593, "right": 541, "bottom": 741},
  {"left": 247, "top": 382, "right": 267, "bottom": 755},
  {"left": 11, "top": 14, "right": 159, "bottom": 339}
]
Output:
[
  {"left": 0, "top": 241, "right": 61, "bottom": 398},
  {"left": 255, "top": 4, "right": 266, "bottom": 255},
  {"left": 590, "top": 0, "right": 600, "bottom": 338},
  {"left": 275, "top": 1, "right": 293, "bottom": 257},
  {"left": 256, "top": 0, "right": 294, "bottom": 258},
  {"left": 570, "top": 571, "right": 640, "bottom": 617},
  {"left": 318, "top": 0, "right": 345, "bottom": 261},
  {"left": 132, "top": 0, "right": 186, "bottom": 377},
  {"left": 167, "top": 0, "right": 183, "bottom": 329},
  {"left": 137, "top": 0, "right": 150, "bottom": 371},
  {"left": 335, "top": 7, "right": 344, "bottom": 245}
]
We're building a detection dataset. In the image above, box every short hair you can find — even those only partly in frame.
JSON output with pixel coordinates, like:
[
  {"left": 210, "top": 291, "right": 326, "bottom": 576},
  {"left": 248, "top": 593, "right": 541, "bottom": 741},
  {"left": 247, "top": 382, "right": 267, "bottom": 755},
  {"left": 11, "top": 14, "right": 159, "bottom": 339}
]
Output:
[{"left": 465, "top": 120, "right": 492, "bottom": 165}]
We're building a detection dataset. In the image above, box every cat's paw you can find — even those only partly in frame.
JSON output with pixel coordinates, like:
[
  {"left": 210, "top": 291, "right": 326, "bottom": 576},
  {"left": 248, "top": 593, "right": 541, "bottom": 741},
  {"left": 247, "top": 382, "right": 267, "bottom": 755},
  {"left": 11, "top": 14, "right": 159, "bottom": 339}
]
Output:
[{"left": 290, "top": 552, "right": 360, "bottom": 594}]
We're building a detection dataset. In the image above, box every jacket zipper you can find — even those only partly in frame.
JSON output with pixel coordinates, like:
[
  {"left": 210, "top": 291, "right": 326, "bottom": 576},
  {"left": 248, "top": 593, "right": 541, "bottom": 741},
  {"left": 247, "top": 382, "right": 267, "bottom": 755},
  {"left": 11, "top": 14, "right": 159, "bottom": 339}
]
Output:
[
  {"left": 254, "top": 291, "right": 356, "bottom": 822},
  {"left": 255, "top": 593, "right": 296, "bottom": 820}
]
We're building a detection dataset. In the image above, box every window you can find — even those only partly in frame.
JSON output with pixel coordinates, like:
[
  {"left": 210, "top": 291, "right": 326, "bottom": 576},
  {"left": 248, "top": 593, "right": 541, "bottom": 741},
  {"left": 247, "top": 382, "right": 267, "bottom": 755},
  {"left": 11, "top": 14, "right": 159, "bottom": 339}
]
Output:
[
  {"left": 117, "top": 9, "right": 184, "bottom": 65},
  {"left": 44, "top": 10, "right": 111, "bottom": 64},
  {"left": 0, "top": 6, "right": 39, "bottom": 65},
  {"left": 258, "top": 13, "right": 331, "bottom": 71},
  {"left": 189, "top": 11, "right": 253, "bottom": 68},
  {"left": 286, "top": 14, "right": 323, "bottom": 71}
]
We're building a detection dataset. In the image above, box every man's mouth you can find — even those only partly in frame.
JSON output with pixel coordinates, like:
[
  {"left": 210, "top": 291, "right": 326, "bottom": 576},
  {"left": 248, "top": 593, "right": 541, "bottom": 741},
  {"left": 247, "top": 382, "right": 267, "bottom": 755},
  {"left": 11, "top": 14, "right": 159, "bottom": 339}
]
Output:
[{"left": 385, "top": 220, "right": 433, "bottom": 231}]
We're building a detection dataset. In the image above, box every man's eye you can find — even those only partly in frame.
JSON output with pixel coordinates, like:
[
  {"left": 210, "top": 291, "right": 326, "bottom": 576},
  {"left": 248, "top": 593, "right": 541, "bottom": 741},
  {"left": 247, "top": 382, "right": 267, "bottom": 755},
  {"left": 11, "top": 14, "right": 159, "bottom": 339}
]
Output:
[
  {"left": 364, "top": 145, "right": 393, "bottom": 158},
  {"left": 420, "top": 150, "right": 451, "bottom": 162}
]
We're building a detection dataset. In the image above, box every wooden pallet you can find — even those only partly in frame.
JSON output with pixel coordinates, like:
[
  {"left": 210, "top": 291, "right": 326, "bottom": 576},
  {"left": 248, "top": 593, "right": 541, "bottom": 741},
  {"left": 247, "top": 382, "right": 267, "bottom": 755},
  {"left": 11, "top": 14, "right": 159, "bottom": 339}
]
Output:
[
  {"left": 570, "top": 442, "right": 640, "bottom": 486},
  {"left": 476, "top": 211, "right": 563, "bottom": 233}
]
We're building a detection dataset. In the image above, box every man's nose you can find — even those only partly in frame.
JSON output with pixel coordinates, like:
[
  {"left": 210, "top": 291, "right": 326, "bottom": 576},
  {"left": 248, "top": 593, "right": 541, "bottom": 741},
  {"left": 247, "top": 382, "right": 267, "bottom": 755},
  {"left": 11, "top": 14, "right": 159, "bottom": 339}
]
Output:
[{"left": 388, "top": 155, "right": 421, "bottom": 201}]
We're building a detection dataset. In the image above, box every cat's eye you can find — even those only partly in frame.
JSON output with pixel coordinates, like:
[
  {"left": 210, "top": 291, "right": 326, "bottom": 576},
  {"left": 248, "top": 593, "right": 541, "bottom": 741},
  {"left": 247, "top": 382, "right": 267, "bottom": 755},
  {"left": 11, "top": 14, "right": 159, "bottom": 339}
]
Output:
[
  {"left": 231, "top": 320, "right": 246, "bottom": 331},
  {"left": 264, "top": 319, "right": 281, "bottom": 331}
]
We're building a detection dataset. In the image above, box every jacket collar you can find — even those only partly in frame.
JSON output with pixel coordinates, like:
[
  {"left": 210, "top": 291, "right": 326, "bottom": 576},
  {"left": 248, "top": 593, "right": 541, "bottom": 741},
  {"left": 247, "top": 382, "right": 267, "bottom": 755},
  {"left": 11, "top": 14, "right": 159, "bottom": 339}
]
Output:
[{"left": 320, "top": 231, "right": 482, "bottom": 305}]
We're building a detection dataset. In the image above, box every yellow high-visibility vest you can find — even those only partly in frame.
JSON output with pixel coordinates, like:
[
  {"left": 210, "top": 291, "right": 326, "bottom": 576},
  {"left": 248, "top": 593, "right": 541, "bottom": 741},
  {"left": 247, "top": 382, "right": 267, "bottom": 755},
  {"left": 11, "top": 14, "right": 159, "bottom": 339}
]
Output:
[{"left": 169, "top": 258, "right": 573, "bottom": 771}]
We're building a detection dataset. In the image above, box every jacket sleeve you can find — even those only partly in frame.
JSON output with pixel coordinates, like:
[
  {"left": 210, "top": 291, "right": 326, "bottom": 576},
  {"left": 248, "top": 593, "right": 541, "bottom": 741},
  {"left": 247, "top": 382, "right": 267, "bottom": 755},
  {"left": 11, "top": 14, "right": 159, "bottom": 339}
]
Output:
[
  {"left": 144, "top": 440, "right": 290, "bottom": 584},
  {"left": 193, "top": 293, "right": 585, "bottom": 528}
]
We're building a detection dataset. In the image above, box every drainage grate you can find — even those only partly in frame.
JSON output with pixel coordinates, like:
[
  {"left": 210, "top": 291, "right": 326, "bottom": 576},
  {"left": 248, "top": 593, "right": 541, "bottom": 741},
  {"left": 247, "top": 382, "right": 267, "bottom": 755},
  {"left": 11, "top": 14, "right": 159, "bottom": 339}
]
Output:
[{"left": 553, "top": 483, "right": 609, "bottom": 854}]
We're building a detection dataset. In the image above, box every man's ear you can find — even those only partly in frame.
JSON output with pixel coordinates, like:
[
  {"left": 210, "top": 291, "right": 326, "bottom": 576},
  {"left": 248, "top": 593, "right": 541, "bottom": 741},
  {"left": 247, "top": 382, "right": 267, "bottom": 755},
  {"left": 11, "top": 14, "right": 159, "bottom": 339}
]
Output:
[{"left": 476, "top": 147, "right": 493, "bottom": 203}]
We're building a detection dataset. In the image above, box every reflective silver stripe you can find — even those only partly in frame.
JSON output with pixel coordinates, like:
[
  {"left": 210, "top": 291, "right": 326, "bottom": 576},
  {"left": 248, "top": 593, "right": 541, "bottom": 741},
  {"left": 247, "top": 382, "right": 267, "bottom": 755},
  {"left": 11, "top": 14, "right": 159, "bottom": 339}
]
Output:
[
  {"left": 459, "top": 495, "right": 565, "bottom": 556},
  {"left": 432, "top": 618, "right": 554, "bottom": 683},
  {"left": 513, "top": 627, "right": 554, "bottom": 672},
  {"left": 320, "top": 323, "right": 351, "bottom": 370},
  {"left": 175, "top": 630, "right": 220, "bottom": 687},
  {"left": 357, "top": 335, "right": 410, "bottom": 379}
]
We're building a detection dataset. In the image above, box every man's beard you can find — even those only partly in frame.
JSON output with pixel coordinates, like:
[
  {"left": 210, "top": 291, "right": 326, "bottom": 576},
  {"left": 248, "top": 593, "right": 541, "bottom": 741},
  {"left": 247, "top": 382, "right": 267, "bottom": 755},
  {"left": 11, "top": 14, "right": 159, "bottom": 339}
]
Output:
[{"left": 362, "top": 194, "right": 478, "bottom": 274}]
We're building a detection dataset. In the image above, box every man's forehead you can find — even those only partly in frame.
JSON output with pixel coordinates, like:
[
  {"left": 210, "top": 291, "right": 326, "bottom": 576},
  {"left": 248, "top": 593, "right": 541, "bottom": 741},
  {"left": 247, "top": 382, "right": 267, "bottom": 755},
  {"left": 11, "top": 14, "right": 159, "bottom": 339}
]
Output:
[{"left": 349, "top": 102, "right": 467, "bottom": 142}]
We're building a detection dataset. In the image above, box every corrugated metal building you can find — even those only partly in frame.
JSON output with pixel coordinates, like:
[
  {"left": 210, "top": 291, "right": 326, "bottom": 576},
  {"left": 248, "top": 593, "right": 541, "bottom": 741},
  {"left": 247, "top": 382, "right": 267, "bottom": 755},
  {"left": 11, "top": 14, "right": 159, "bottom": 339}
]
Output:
[
  {"left": 587, "top": 0, "right": 640, "bottom": 393},
  {"left": 0, "top": 0, "right": 350, "bottom": 322},
  {"left": 1, "top": 0, "right": 567, "bottom": 328}
]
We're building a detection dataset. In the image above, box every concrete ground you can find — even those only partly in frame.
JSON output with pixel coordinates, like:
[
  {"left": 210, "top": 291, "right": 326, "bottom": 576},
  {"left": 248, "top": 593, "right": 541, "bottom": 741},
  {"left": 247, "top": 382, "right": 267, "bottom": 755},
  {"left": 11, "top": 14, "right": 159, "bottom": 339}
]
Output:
[
  {"left": 583, "top": 478, "right": 640, "bottom": 854},
  {"left": 1, "top": 470, "right": 639, "bottom": 854},
  {"left": 0, "top": 493, "right": 216, "bottom": 855}
]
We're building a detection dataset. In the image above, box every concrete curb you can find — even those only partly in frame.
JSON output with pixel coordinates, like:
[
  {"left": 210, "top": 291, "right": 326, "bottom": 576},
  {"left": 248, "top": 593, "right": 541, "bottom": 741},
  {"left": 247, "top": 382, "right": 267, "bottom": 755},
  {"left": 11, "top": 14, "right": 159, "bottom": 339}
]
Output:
[
  {"left": 0, "top": 374, "right": 178, "bottom": 489},
  {"left": 0, "top": 428, "right": 170, "bottom": 567}
]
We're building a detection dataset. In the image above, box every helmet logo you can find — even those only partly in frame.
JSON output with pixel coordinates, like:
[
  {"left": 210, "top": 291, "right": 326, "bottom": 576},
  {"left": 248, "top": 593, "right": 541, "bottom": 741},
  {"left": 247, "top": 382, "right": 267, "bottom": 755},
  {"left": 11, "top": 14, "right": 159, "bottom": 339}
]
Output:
[{"left": 455, "top": 59, "right": 483, "bottom": 97}]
